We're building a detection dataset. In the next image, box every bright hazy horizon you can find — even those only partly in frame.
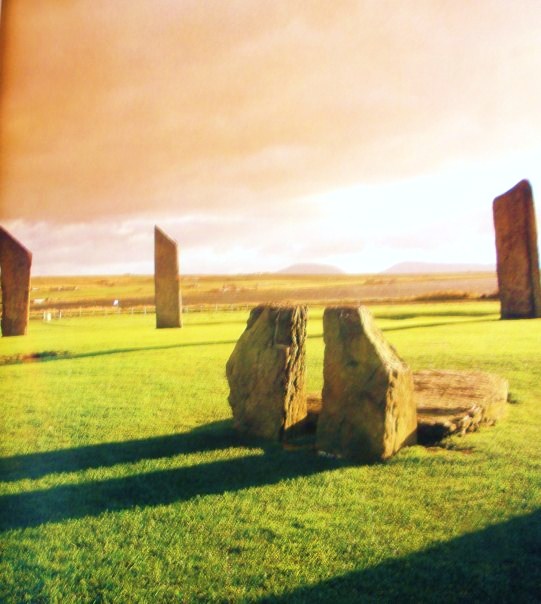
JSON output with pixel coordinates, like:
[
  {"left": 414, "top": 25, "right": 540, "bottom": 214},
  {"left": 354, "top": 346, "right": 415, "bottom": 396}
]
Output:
[{"left": 1, "top": 1, "right": 540, "bottom": 275}]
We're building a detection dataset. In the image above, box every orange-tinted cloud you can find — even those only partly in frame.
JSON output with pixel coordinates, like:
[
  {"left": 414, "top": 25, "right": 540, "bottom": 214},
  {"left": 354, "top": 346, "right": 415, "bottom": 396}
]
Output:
[{"left": 2, "top": 0, "right": 541, "bottom": 224}]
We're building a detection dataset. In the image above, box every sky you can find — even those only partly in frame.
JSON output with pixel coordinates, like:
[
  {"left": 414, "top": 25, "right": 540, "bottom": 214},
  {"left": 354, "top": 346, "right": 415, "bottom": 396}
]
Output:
[{"left": 1, "top": 0, "right": 541, "bottom": 275}]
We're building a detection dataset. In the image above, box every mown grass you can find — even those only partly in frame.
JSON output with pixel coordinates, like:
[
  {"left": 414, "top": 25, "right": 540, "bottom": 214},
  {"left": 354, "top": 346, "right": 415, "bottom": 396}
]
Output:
[{"left": 1, "top": 301, "right": 540, "bottom": 603}]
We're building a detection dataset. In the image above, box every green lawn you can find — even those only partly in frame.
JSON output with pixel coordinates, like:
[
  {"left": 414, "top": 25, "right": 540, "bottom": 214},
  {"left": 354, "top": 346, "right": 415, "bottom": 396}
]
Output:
[{"left": 1, "top": 302, "right": 540, "bottom": 602}]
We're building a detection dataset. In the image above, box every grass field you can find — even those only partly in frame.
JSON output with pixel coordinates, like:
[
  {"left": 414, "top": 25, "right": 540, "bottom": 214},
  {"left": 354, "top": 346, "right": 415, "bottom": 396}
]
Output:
[{"left": 1, "top": 301, "right": 540, "bottom": 602}]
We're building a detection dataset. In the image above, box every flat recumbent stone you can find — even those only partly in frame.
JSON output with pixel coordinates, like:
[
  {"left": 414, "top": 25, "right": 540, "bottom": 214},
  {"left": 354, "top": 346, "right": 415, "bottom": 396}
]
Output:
[{"left": 414, "top": 370, "right": 509, "bottom": 443}]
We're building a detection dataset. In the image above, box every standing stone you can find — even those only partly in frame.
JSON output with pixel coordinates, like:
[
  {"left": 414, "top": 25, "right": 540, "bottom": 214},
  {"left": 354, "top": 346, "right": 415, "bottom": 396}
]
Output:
[
  {"left": 154, "top": 226, "right": 181, "bottom": 328},
  {"left": 226, "top": 305, "right": 307, "bottom": 441},
  {"left": 316, "top": 306, "right": 417, "bottom": 463},
  {"left": 493, "top": 180, "right": 541, "bottom": 319},
  {"left": 0, "top": 227, "right": 32, "bottom": 336}
]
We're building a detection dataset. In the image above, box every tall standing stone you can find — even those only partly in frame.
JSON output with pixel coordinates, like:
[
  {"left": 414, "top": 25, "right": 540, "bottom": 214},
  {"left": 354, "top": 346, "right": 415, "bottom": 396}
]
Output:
[
  {"left": 493, "top": 180, "right": 541, "bottom": 319},
  {"left": 316, "top": 306, "right": 417, "bottom": 463},
  {"left": 226, "top": 305, "right": 307, "bottom": 441},
  {"left": 0, "top": 227, "right": 32, "bottom": 336},
  {"left": 154, "top": 226, "right": 182, "bottom": 328}
]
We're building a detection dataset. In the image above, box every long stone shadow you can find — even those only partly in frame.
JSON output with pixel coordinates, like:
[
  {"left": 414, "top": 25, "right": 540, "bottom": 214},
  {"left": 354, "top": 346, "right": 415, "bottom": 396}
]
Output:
[
  {"left": 0, "top": 421, "right": 238, "bottom": 482},
  {"left": 375, "top": 308, "right": 498, "bottom": 321},
  {"left": 61, "top": 338, "right": 238, "bottom": 361},
  {"left": 257, "top": 509, "right": 541, "bottom": 603},
  {"left": 0, "top": 447, "right": 344, "bottom": 532},
  {"left": 305, "top": 317, "right": 498, "bottom": 340},
  {"left": 186, "top": 318, "right": 251, "bottom": 328},
  {"left": 0, "top": 339, "right": 238, "bottom": 367},
  {"left": 381, "top": 316, "right": 498, "bottom": 333}
]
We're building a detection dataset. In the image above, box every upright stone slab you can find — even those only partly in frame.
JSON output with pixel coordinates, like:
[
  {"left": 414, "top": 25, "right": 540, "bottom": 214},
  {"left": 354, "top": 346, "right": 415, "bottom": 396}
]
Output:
[
  {"left": 493, "top": 180, "right": 541, "bottom": 319},
  {"left": 226, "top": 304, "right": 307, "bottom": 441},
  {"left": 154, "top": 226, "right": 181, "bottom": 328},
  {"left": 316, "top": 306, "right": 417, "bottom": 462},
  {"left": 0, "top": 227, "right": 32, "bottom": 337}
]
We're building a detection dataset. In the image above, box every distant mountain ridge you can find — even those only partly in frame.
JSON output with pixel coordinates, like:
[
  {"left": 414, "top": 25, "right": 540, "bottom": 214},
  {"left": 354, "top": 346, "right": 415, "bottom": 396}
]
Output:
[
  {"left": 383, "top": 261, "right": 495, "bottom": 274},
  {"left": 277, "top": 263, "right": 345, "bottom": 275}
]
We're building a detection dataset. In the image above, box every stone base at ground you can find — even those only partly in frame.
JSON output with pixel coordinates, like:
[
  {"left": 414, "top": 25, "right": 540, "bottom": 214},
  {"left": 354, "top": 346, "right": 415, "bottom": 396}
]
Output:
[
  {"left": 414, "top": 370, "right": 508, "bottom": 443},
  {"left": 226, "top": 304, "right": 307, "bottom": 441},
  {"left": 316, "top": 306, "right": 417, "bottom": 463}
]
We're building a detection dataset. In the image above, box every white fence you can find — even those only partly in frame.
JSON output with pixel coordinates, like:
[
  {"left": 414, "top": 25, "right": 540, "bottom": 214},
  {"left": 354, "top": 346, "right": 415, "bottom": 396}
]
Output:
[{"left": 31, "top": 303, "right": 255, "bottom": 321}]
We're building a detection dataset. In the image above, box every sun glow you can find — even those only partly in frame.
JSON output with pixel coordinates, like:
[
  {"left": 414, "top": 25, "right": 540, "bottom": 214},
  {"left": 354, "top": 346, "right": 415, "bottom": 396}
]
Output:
[{"left": 300, "top": 149, "right": 541, "bottom": 273}]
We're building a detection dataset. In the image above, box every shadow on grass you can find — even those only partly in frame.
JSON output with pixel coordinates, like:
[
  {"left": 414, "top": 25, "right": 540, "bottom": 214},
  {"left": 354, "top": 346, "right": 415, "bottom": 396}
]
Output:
[
  {"left": 0, "top": 441, "right": 344, "bottom": 531},
  {"left": 185, "top": 318, "right": 250, "bottom": 328},
  {"left": 381, "top": 316, "right": 498, "bottom": 333},
  {"left": 257, "top": 509, "right": 541, "bottom": 603},
  {"left": 0, "top": 339, "right": 238, "bottom": 367},
  {"left": 0, "top": 421, "right": 239, "bottom": 482},
  {"left": 303, "top": 319, "right": 490, "bottom": 340},
  {"left": 374, "top": 308, "right": 498, "bottom": 321},
  {"left": 304, "top": 317, "right": 499, "bottom": 338},
  {"left": 66, "top": 339, "right": 238, "bottom": 361}
]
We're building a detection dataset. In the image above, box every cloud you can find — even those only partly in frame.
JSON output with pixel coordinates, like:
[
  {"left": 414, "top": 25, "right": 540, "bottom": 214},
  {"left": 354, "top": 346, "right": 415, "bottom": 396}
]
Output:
[
  {"left": 3, "top": 144, "right": 540, "bottom": 275},
  {"left": 2, "top": 0, "right": 541, "bottom": 225}
]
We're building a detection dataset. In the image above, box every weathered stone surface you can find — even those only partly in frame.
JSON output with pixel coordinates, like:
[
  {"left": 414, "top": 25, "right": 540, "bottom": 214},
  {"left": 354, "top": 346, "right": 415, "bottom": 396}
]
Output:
[
  {"left": 0, "top": 227, "right": 32, "bottom": 337},
  {"left": 154, "top": 226, "right": 182, "bottom": 328},
  {"left": 414, "top": 370, "right": 508, "bottom": 443},
  {"left": 493, "top": 180, "right": 541, "bottom": 319},
  {"left": 226, "top": 304, "right": 307, "bottom": 441},
  {"left": 316, "top": 306, "right": 417, "bottom": 462}
]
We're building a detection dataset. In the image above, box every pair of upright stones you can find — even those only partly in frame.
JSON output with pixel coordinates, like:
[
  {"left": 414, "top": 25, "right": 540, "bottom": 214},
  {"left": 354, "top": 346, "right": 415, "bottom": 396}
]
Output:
[{"left": 226, "top": 304, "right": 417, "bottom": 463}]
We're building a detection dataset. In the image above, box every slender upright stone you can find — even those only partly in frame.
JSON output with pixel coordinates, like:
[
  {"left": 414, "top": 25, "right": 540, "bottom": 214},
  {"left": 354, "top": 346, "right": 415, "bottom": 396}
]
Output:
[
  {"left": 0, "top": 227, "right": 32, "bottom": 336},
  {"left": 154, "top": 226, "right": 181, "bottom": 328},
  {"left": 226, "top": 305, "right": 307, "bottom": 441},
  {"left": 316, "top": 306, "right": 417, "bottom": 463},
  {"left": 493, "top": 180, "right": 541, "bottom": 319}
]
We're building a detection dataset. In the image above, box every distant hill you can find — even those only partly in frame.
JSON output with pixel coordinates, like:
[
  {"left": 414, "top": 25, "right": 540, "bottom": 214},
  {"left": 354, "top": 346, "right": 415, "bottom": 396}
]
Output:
[
  {"left": 277, "top": 263, "right": 345, "bottom": 275},
  {"left": 383, "top": 262, "right": 495, "bottom": 274}
]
